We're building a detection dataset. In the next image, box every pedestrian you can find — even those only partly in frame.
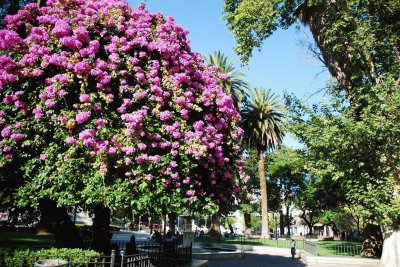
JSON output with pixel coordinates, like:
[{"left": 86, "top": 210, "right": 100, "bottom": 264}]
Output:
[{"left": 290, "top": 239, "right": 296, "bottom": 259}]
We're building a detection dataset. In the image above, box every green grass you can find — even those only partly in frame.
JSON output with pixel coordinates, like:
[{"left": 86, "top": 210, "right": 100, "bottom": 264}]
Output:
[
  {"left": 196, "top": 236, "right": 305, "bottom": 249},
  {"left": 0, "top": 232, "right": 55, "bottom": 249},
  {"left": 196, "top": 236, "right": 361, "bottom": 257},
  {"left": 316, "top": 241, "right": 362, "bottom": 257}
]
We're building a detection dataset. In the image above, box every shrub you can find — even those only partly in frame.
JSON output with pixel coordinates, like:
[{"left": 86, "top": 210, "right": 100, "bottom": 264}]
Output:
[{"left": 1, "top": 248, "right": 100, "bottom": 267}]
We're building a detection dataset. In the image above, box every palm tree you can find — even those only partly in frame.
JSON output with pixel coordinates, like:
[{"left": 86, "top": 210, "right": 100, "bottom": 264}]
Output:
[
  {"left": 204, "top": 51, "right": 249, "bottom": 111},
  {"left": 241, "top": 87, "right": 285, "bottom": 238}
]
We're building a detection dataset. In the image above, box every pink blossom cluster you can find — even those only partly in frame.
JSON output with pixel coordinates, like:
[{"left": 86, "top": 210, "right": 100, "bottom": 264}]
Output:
[{"left": 0, "top": 0, "right": 246, "bottom": 210}]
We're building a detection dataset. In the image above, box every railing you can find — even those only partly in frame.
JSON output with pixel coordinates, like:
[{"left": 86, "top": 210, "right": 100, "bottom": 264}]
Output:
[
  {"left": 317, "top": 243, "right": 362, "bottom": 257},
  {"left": 305, "top": 241, "right": 318, "bottom": 255},
  {"left": 0, "top": 242, "right": 192, "bottom": 267},
  {"left": 216, "top": 235, "right": 305, "bottom": 250}
]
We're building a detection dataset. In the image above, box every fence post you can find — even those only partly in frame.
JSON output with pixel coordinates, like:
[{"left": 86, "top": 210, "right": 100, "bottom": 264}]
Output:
[
  {"left": 110, "top": 249, "right": 115, "bottom": 267},
  {"left": 120, "top": 250, "right": 125, "bottom": 267}
]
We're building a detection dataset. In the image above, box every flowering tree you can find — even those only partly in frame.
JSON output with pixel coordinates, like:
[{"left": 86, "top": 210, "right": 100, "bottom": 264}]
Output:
[{"left": 0, "top": 0, "right": 246, "bottom": 248}]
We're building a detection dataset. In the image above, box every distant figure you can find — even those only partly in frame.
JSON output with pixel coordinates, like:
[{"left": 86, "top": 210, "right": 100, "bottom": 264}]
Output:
[
  {"left": 199, "top": 230, "right": 204, "bottom": 238},
  {"left": 290, "top": 239, "right": 296, "bottom": 259},
  {"left": 150, "top": 230, "right": 162, "bottom": 243},
  {"left": 125, "top": 235, "right": 136, "bottom": 255},
  {"left": 194, "top": 227, "right": 198, "bottom": 237}
]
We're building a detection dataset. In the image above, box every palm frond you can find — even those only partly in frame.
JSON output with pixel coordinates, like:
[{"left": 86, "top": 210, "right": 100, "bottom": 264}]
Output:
[{"left": 241, "top": 87, "right": 286, "bottom": 152}]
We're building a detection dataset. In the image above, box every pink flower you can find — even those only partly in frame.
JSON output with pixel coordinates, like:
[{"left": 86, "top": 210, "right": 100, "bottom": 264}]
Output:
[
  {"left": 93, "top": 104, "right": 102, "bottom": 111},
  {"left": 74, "top": 61, "right": 90, "bottom": 75},
  {"left": 159, "top": 110, "right": 171, "bottom": 121},
  {"left": 2, "top": 146, "right": 11, "bottom": 152},
  {"left": 66, "top": 137, "right": 77, "bottom": 145},
  {"left": 40, "top": 154, "right": 46, "bottom": 160},
  {"left": 95, "top": 118, "right": 105, "bottom": 127},
  {"left": 1, "top": 126, "right": 11, "bottom": 138},
  {"left": 79, "top": 94, "right": 90, "bottom": 103},
  {"left": 137, "top": 143, "right": 146, "bottom": 151},
  {"left": 10, "top": 133, "right": 24, "bottom": 141},
  {"left": 52, "top": 20, "right": 72, "bottom": 38},
  {"left": 108, "top": 147, "right": 117, "bottom": 154},
  {"left": 76, "top": 111, "right": 91, "bottom": 124}
]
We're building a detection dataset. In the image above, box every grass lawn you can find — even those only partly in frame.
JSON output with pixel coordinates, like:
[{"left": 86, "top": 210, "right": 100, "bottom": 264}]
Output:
[
  {"left": 196, "top": 236, "right": 361, "bottom": 257},
  {"left": 196, "top": 236, "right": 305, "bottom": 249},
  {"left": 316, "top": 240, "right": 362, "bottom": 257},
  {"left": 0, "top": 232, "right": 55, "bottom": 249}
]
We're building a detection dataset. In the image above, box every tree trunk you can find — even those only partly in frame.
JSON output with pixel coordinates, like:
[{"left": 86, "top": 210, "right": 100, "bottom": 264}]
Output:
[
  {"left": 301, "top": 213, "right": 314, "bottom": 235},
  {"left": 380, "top": 231, "right": 400, "bottom": 267},
  {"left": 37, "top": 199, "right": 83, "bottom": 248},
  {"left": 361, "top": 223, "right": 383, "bottom": 258},
  {"left": 210, "top": 214, "right": 221, "bottom": 239},
  {"left": 243, "top": 212, "right": 252, "bottom": 237},
  {"left": 258, "top": 150, "right": 269, "bottom": 239},
  {"left": 92, "top": 204, "right": 111, "bottom": 254},
  {"left": 300, "top": 6, "right": 356, "bottom": 101},
  {"left": 168, "top": 212, "right": 177, "bottom": 235},
  {"left": 286, "top": 204, "right": 290, "bottom": 236},
  {"left": 279, "top": 210, "right": 284, "bottom": 236}
]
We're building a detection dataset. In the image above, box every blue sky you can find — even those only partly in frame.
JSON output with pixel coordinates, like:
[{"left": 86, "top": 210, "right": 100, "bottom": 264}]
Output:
[{"left": 128, "top": 0, "right": 330, "bottom": 147}]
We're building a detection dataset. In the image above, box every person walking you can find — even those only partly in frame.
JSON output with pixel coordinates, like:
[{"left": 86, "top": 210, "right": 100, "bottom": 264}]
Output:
[{"left": 290, "top": 239, "right": 296, "bottom": 259}]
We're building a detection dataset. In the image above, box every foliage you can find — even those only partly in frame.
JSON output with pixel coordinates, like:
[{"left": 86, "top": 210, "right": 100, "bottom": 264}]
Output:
[
  {"left": 223, "top": 0, "right": 400, "bottom": 101},
  {"left": 250, "top": 213, "right": 261, "bottom": 232},
  {"left": 204, "top": 51, "right": 249, "bottom": 111},
  {"left": 0, "top": 0, "right": 246, "bottom": 216},
  {"left": 0, "top": 248, "right": 100, "bottom": 267},
  {"left": 286, "top": 85, "right": 400, "bottom": 228},
  {"left": 240, "top": 87, "right": 286, "bottom": 238},
  {"left": 241, "top": 88, "right": 285, "bottom": 152},
  {"left": 267, "top": 147, "right": 305, "bottom": 231}
]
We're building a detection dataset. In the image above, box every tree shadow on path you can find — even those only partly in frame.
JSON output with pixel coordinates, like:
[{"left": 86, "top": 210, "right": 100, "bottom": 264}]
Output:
[{"left": 208, "top": 252, "right": 306, "bottom": 267}]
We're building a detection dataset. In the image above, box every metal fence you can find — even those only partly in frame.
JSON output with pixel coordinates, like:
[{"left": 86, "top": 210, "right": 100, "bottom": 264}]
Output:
[
  {"left": 318, "top": 243, "right": 362, "bottom": 257},
  {"left": 0, "top": 242, "right": 192, "bottom": 267},
  {"left": 304, "top": 241, "right": 362, "bottom": 257},
  {"left": 219, "top": 235, "right": 305, "bottom": 250},
  {"left": 304, "top": 241, "right": 318, "bottom": 255}
]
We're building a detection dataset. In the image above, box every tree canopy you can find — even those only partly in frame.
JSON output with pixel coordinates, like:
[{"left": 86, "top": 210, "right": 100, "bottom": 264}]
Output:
[
  {"left": 224, "top": 0, "right": 400, "bottom": 103},
  {"left": 0, "top": 0, "right": 246, "bottom": 216}
]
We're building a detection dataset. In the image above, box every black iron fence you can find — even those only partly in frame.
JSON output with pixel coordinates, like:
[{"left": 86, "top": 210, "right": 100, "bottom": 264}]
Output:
[
  {"left": 216, "top": 234, "right": 306, "bottom": 250},
  {"left": 304, "top": 241, "right": 318, "bottom": 255},
  {"left": 0, "top": 242, "right": 192, "bottom": 267},
  {"left": 304, "top": 240, "right": 362, "bottom": 257}
]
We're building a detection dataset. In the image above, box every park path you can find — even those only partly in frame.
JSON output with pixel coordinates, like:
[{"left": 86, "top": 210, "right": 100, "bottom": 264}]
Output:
[{"left": 207, "top": 246, "right": 357, "bottom": 267}]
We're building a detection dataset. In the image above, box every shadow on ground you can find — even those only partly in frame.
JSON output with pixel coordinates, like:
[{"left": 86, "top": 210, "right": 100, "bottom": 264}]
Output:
[{"left": 208, "top": 252, "right": 306, "bottom": 267}]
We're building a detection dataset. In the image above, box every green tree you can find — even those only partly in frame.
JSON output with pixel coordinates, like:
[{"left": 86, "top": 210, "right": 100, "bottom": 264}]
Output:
[
  {"left": 223, "top": 0, "right": 400, "bottom": 102},
  {"left": 205, "top": 51, "right": 249, "bottom": 111},
  {"left": 241, "top": 87, "right": 285, "bottom": 238},
  {"left": 241, "top": 149, "right": 281, "bottom": 236},
  {"left": 267, "top": 147, "right": 305, "bottom": 236},
  {"left": 286, "top": 87, "right": 400, "bottom": 256},
  {"left": 0, "top": 0, "right": 246, "bottom": 250}
]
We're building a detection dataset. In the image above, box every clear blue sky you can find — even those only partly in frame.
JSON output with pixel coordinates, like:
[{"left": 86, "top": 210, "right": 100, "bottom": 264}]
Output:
[{"left": 128, "top": 0, "right": 330, "bottom": 147}]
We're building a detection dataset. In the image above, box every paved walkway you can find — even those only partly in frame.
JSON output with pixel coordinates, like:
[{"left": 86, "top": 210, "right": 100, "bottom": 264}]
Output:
[
  {"left": 208, "top": 253, "right": 305, "bottom": 267},
  {"left": 207, "top": 246, "right": 305, "bottom": 267}
]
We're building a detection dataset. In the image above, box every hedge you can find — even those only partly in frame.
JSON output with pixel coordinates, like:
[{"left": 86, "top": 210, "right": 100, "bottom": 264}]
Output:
[{"left": 1, "top": 248, "right": 100, "bottom": 267}]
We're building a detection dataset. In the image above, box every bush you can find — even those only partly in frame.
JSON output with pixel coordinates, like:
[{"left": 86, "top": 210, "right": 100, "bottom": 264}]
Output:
[{"left": 1, "top": 248, "right": 100, "bottom": 267}]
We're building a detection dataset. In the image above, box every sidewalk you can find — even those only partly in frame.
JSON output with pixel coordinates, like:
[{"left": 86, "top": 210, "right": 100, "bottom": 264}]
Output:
[{"left": 207, "top": 246, "right": 372, "bottom": 267}]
